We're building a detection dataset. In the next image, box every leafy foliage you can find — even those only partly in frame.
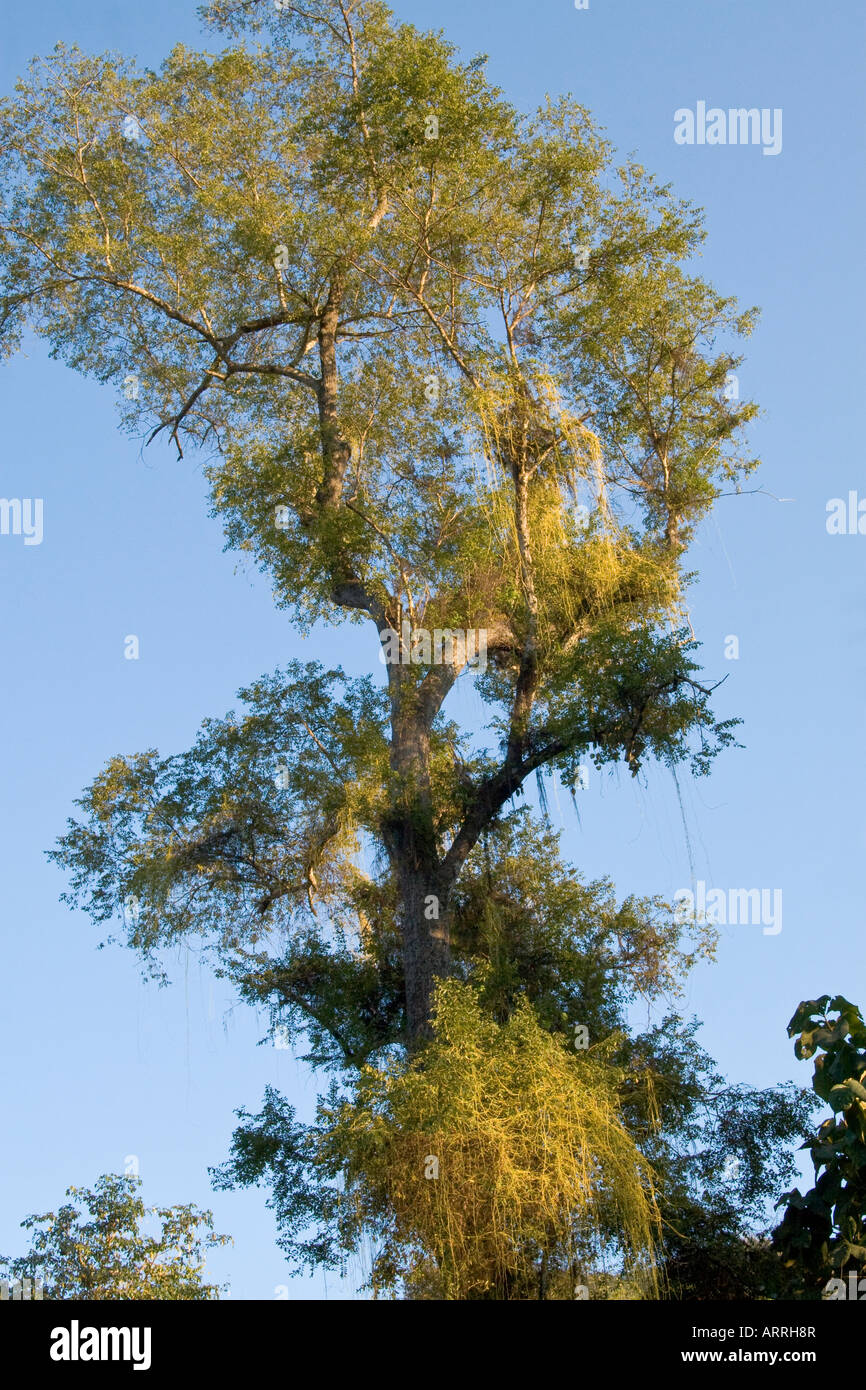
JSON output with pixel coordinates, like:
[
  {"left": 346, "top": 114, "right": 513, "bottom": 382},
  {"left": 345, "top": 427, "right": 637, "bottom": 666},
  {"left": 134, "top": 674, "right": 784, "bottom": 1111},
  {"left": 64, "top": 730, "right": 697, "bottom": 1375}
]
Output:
[
  {"left": 0, "top": 2, "right": 756, "bottom": 787},
  {"left": 215, "top": 979, "right": 661, "bottom": 1300},
  {"left": 0, "top": 1174, "right": 230, "bottom": 1300},
  {"left": 51, "top": 713, "right": 715, "bottom": 1067},
  {"left": 773, "top": 996, "right": 866, "bottom": 1296}
]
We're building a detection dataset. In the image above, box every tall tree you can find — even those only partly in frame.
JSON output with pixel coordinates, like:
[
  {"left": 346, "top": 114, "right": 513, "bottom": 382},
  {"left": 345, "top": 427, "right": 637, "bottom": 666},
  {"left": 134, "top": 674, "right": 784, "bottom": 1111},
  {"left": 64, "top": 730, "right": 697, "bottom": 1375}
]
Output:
[{"left": 1, "top": 0, "right": 780, "bottom": 1296}]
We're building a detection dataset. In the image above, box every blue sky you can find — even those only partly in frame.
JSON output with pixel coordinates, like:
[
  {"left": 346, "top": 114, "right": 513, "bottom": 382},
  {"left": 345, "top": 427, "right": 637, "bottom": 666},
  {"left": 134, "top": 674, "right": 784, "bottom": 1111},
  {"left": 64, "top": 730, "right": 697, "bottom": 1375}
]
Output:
[{"left": 1, "top": 0, "right": 863, "bottom": 1298}]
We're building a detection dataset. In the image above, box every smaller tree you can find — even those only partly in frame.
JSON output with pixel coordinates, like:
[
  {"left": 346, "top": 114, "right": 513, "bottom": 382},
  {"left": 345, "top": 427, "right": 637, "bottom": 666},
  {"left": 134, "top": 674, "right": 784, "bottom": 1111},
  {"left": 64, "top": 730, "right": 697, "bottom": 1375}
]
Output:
[
  {"left": 774, "top": 996, "right": 866, "bottom": 1298},
  {"left": 0, "top": 1174, "right": 231, "bottom": 1300}
]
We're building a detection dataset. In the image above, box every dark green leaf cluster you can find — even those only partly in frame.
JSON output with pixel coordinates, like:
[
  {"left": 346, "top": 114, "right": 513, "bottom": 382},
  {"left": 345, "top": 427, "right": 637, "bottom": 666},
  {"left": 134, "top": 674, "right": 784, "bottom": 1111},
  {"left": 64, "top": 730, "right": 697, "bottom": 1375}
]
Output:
[{"left": 773, "top": 997, "right": 866, "bottom": 1295}]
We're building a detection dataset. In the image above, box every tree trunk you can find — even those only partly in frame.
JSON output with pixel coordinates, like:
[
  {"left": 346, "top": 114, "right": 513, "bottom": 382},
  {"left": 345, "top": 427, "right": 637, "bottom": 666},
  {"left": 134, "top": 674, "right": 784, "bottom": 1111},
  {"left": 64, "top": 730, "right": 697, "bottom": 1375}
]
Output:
[
  {"left": 385, "top": 671, "right": 451, "bottom": 1045},
  {"left": 395, "top": 855, "right": 450, "bottom": 1044}
]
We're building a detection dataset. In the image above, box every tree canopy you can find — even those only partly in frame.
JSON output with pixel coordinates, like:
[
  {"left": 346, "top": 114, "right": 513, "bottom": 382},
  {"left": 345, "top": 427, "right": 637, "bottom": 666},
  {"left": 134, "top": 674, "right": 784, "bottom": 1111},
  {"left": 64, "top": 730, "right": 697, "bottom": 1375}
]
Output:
[{"left": 3, "top": 0, "right": 756, "bottom": 1037}]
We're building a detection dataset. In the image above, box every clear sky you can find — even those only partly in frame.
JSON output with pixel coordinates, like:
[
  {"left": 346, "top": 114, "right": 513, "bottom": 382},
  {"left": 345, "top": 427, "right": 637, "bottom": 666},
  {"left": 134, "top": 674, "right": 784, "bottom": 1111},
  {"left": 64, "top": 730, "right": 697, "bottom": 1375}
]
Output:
[{"left": 1, "top": 0, "right": 864, "bottom": 1299}]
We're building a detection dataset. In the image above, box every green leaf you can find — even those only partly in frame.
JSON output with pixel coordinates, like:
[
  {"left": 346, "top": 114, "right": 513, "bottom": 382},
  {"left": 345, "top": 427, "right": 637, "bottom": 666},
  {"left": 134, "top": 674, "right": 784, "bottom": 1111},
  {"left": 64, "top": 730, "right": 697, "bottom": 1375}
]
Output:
[
  {"left": 788, "top": 998, "right": 831, "bottom": 1038},
  {"left": 829, "top": 1085, "right": 855, "bottom": 1112}
]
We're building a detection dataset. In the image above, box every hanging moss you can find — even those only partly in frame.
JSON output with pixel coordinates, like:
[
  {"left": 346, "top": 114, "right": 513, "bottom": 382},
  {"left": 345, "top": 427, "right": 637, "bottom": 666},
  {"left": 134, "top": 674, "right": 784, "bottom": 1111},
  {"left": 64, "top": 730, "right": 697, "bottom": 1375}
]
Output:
[
  {"left": 321, "top": 978, "right": 661, "bottom": 1299},
  {"left": 466, "top": 370, "right": 684, "bottom": 668}
]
